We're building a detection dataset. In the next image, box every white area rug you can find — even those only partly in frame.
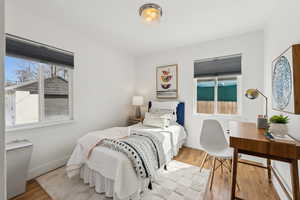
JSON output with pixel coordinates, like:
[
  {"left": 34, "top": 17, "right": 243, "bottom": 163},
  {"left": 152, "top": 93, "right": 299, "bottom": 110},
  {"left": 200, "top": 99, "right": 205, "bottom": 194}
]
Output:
[{"left": 37, "top": 160, "right": 210, "bottom": 200}]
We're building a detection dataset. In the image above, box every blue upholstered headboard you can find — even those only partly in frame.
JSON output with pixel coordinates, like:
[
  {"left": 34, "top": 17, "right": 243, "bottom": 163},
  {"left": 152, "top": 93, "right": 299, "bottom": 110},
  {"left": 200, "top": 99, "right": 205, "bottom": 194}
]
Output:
[{"left": 148, "top": 101, "right": 185, "bottom": 127}]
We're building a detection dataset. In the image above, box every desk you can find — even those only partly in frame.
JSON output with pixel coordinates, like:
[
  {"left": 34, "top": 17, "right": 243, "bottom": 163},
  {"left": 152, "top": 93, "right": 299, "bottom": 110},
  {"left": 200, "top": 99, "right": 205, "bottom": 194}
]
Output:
[{"left": 229, "top": 122, "right": 300, "bottom": 200}]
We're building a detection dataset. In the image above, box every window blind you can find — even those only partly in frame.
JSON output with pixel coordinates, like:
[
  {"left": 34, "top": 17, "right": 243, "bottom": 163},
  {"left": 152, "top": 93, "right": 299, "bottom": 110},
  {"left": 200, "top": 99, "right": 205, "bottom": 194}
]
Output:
[
  {"left": 194, "top": 54, "right": 241, "bottom": 78},
  {"left": 6, "top": 34, "right": 74, "bottom": 68}
]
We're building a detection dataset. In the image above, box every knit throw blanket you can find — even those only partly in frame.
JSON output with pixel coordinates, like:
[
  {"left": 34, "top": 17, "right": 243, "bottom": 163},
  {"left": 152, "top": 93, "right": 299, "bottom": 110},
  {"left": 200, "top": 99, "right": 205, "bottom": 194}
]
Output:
[{"left": 101, "top": 131, "right": 166, "bottom": 179}]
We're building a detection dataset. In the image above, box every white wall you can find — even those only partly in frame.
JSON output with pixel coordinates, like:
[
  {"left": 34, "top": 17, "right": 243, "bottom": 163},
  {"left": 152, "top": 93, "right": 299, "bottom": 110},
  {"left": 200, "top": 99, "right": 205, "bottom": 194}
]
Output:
[
  {"left": 264, "top": 0, "right": 300, "bottom": 199},
  {"left": 135, "top": 31, "right": 265, "bottom": 149},
  {"left": 0, "top": 0, "right": 6, "bottom": 198},
  {"left": 5, "top": 3, "right": 135, "bottom": 179}
]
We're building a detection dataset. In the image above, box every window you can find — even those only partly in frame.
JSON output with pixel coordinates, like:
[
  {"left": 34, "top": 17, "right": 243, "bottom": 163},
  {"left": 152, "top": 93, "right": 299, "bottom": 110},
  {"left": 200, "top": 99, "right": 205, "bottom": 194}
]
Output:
[
  {"left": 196, "top": 76, "right": 239, "bottom": 115},
  {"left": 194, "top": 54, "right": 241, "bottom": 115},
  {"left": 5, "top": 56, "right": 40, "bottom": 126},
  {"left": 196, "top": 79, "right": 215, "bottom": 114},
  {"left": 5, "top": 34, "right": 74, "bottom": 129},
  {"left": 43, "top": 65, "right": 71, "bottom": 121}
]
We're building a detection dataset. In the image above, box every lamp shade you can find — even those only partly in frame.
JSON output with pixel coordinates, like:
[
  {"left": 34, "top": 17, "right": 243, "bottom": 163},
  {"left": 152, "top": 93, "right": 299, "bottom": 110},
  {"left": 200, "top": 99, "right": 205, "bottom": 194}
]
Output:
[
  {"left": 245, "top": 89, "right": 259, "bottom": 99},
  {"left": 132, "top": 96, "right": 144, "bottom": 106},
  {"left": 245, "top": 88, "right": 268, "bottom": 117}
]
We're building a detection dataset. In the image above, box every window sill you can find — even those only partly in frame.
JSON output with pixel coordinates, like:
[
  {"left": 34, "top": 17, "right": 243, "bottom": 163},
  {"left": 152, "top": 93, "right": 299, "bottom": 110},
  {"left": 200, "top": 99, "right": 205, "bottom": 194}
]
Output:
[
  {"left": 5, "top": 119, "right": 75, "bottom": 133},
  {"left": 193, "top": 113, "right": 242, "bottom": 118}
]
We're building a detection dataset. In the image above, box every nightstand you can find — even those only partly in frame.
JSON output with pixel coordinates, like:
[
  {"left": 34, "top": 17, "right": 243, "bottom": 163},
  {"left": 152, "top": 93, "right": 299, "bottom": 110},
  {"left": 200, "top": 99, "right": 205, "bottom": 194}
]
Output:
[{"left": 128, "top": 117, "right": 143, "bottom": 126}]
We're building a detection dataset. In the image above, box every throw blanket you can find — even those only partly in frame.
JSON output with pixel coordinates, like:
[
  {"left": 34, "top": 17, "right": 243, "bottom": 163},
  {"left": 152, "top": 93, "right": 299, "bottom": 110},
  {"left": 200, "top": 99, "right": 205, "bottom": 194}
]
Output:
[{"left": 101, "top": 131, "right": 166, "bottom": 179}]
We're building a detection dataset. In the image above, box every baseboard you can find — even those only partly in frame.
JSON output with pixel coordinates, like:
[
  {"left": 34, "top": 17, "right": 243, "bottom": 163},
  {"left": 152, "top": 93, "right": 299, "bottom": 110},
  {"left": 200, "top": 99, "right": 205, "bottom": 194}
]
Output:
[{"left": 28, "top": 155, "right": 70, "bottom": 180}]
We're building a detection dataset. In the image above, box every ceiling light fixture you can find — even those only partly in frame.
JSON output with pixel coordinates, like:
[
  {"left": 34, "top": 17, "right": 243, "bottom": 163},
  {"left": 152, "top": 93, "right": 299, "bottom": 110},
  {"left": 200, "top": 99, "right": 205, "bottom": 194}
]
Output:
[{"left": 139, "top": 3, "right": 162, "bottom": 23}]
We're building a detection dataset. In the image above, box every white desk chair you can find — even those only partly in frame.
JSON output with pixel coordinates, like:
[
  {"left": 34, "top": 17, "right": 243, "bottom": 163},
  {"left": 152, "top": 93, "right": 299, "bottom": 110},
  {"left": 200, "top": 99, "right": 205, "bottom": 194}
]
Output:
[{"left": 199, "top": 119, "right": 239, "bottom": 190}]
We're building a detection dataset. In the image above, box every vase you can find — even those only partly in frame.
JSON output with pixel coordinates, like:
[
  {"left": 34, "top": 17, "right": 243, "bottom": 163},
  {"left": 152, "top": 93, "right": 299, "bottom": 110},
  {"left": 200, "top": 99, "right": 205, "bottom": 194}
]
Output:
[{"left": 269, "top": 123, "right": 288, "bottom": 137}]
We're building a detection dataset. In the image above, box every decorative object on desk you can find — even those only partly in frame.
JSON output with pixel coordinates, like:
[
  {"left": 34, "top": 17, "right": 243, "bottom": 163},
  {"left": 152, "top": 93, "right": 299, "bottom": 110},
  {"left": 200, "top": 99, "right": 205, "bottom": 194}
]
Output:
[
  {"left": 272, "top": 44, "right": 300, "bottom": 114},
  {"left": 265, "top": 132, "right": 295, "bottom": 142},
  {"left": 245, "top": 88, "right": 268, "bottom": 129},
  {"left": 269, "top": 115, "right": 289, "bottom": 137},
  {"left": 257, "top": 115, "right": 269, "bottom": 129},
  {"left": 132, "top": 96, "right": 144, "bottom": 118},
  {"left": 156, "top": 64, "right": 178, "bottom": 98}
]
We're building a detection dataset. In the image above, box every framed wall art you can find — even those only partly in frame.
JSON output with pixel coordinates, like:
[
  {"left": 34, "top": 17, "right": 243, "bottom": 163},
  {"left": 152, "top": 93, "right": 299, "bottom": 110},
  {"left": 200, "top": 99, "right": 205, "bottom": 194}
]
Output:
[
  {"left": 156, "top": 64, "right": 178, "bottom": 99},
  {"left": 272, "top": 44, "right": 300, "bottom": 114}
]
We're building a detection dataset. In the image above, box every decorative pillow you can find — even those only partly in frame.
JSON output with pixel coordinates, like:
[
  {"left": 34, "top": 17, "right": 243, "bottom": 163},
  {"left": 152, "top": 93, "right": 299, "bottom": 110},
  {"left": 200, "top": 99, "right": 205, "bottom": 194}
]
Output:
[
  {"left": 143, "top": 112, "right": 170, "bottom": 128},
  {"left": 151, "top": 101, "right": 179, "bottom": 110},
  {"left": 150, "top": 108, "right": 177, "bottom": 122}
]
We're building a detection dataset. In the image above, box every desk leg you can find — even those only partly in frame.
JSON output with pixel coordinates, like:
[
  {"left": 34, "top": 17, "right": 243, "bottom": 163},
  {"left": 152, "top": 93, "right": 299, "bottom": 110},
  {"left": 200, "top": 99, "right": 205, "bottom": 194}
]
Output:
[
  {"left": 230, "top": 148, "right": 239, "bottom": 200},
  {"left": 267, "top": 159, "right": 272, "bottom": 183},
  {"left": 291, "top": 159, "right": 300, "bottom": 200}
]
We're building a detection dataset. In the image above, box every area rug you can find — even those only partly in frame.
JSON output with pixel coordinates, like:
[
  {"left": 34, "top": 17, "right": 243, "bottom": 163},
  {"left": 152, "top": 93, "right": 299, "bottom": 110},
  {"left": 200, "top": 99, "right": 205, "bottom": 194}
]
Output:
[{"left": 37, "top": 160, "right": 210, "bottom": 200}]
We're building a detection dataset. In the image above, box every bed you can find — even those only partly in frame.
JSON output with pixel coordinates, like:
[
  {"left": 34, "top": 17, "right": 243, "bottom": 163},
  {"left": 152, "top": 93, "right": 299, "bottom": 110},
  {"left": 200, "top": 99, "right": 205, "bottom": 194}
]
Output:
[{"left": 67, "top": 102, "right": 186, "bottom": 200}]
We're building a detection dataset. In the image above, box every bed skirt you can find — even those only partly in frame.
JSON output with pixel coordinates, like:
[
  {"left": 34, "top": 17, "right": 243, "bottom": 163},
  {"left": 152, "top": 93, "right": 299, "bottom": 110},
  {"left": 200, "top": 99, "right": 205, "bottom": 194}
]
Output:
[
  {"left": 79, "top": 139, "right": 186, "bottom": 200},
  {"left": 80, "top": 165, "right": 145, "bottom": 200}
]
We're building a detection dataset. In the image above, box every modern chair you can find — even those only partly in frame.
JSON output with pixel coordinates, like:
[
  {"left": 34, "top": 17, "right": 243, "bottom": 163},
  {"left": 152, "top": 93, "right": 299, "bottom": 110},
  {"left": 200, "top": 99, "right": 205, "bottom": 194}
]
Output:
[{"left": 199, "top": 119, "right": 239, "bottom": 190}]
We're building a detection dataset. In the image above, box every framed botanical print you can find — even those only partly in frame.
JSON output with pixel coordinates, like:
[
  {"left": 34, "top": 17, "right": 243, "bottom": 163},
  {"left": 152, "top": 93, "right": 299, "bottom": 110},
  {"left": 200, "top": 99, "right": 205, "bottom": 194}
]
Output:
[
  {"left": 272, "top": 44, "right": 300, "bottom": 114},
  {"left": 156, "top": 64, "right": 178, "bottom": 99}
]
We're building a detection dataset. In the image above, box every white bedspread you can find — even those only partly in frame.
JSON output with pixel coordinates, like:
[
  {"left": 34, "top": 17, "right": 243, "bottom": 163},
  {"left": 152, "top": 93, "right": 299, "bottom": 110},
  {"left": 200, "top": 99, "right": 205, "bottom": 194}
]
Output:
[
  {"left": 67, "top": 122, "right": 187, "bottom": 200},
  {"left": 66, "top": 127, "right": 130, "bottom": 178}
]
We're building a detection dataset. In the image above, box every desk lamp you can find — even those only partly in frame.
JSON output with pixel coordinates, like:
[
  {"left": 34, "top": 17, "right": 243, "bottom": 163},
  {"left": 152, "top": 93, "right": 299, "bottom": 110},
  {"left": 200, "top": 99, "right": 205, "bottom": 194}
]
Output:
[{"left": 245, "top": 89, "right": 268, "bottom": 129}]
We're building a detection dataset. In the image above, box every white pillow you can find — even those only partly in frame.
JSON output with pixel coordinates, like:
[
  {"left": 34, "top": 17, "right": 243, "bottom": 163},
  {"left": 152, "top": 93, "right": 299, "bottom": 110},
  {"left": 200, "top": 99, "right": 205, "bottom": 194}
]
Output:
[
  {"left": 151, "top": 101, "right": 179, "bottom": 110},
  {"left": 150, "top": 108, "right": 177, "bottom": 122},
  {"left": 143, "top": 112, "right": 170, "bottom": 128}
]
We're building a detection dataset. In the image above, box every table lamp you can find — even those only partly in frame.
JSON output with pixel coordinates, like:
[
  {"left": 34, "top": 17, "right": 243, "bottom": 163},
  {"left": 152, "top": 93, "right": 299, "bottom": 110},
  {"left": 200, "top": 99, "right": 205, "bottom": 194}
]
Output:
[
  {"left": 132, "top": 96, "right": 144, "bottom": 118},
  {"left": 245, "top": 89, "right": 268, "bottom": 129}
]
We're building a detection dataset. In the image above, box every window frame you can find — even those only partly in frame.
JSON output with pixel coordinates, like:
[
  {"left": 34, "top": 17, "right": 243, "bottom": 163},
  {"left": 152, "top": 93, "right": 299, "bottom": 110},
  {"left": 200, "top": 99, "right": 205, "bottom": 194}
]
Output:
[
  {"left": 194, "top": 75, "right": 242, "bottom": 116},
  {"left": 5, "top": 55, "right": 74, "bottom": 132}
]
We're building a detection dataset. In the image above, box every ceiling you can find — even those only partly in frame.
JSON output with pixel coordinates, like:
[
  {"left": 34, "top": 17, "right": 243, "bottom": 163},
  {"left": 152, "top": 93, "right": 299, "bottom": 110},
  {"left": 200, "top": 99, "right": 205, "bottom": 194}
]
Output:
[{"left": 6, "top": 0, "right": 280, "bottom": 56}]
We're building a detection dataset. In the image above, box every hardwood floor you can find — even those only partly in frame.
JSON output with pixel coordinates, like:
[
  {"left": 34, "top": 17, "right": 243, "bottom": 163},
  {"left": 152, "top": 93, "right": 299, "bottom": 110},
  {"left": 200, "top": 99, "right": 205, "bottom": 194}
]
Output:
[
  {"left": 10, "top": 180, "right": 51, "bottom": 200},
  {"left": 174, "top": 147, "right": 280, "bottom": 200},
  {"left": 11, "top": 147, "right": 280, "bottom": 200}
]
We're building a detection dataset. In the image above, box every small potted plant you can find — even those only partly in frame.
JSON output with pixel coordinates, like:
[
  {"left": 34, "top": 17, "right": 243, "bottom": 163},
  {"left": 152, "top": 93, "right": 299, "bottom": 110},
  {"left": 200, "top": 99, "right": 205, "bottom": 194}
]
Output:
[{"left": 269, "top": 115, "right": 289, "bottom": 137}]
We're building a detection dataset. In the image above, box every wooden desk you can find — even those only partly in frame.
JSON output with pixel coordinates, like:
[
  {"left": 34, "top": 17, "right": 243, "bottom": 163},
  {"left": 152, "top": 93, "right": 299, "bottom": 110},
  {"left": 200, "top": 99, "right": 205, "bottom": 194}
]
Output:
[{"left": 229, "top": 121, "right": 300, "bottom": 200}]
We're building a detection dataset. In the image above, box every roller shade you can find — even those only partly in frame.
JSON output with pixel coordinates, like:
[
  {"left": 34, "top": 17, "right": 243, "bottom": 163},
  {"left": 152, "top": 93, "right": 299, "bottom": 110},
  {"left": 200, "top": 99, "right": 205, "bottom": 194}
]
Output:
[
  {"left": 6, "top": 34, "right": 74, "bottom": 68},
  {"left": 194, "top": 55, "right": 241, "bottom": 78}
]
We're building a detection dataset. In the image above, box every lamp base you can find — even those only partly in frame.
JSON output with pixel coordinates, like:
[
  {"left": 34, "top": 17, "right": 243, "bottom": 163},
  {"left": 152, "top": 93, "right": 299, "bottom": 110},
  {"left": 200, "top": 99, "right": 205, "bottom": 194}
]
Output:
[
  {"left": 257, "top": 117, "right": 268, "bottom": 129},
  {"left": 135, "top": 106, "right": 141, "bottom": 119}
]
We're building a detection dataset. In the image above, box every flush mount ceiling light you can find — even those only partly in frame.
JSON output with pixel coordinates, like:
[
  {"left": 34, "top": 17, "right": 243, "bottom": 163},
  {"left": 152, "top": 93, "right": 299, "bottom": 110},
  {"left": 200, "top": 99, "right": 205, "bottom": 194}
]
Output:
[{"left": 139, "top": 3, "right": 162, "bottom": 23}]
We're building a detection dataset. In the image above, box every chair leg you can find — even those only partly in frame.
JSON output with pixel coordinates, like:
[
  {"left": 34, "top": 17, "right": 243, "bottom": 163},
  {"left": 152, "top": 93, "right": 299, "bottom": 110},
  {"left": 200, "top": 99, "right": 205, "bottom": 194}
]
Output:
[
  {"left": 221, "top": 159, "right": 224, "bottom": 174},
  {"left": 210, "top": 157, "right": 217, "bottom": 190},
  {"left": 223, "top": 160, "right": 232, "bottom": 173},
  {"left": 200, "top": 152, "right": 209, "bottom": 172}
]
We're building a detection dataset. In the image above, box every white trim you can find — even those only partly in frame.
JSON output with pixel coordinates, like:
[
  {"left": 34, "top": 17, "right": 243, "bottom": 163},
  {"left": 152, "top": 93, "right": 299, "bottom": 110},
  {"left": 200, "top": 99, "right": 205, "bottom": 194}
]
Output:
[
  {"left": 68, "top": 68, "right": 74, "bottom": 120},
  {"left": 193, "top": 113, "right": 242, "bottom": 118},
  {"left": 0, "top": 0, "right": 6, "bottom": 198},
  {"left": 5, "top": 119, "right": 75, "bottom": 133},
  {"left": 39, "top": 64, "right": 45, "bottom": 121},
  {"left": 194, "top": 53, "right": 242, "bottom": 63},
  {"left": 213, "top": 78, "right": 218, "bottom": 113},
  {"left": 236, "top": 75, "right": 242, "bottom": 115}
]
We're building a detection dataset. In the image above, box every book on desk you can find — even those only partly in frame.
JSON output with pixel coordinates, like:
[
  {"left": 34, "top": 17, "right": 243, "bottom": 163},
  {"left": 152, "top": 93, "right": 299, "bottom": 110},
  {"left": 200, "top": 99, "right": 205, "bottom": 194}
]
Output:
[{"left": 264, "top": 132, "right": 298, "bottom": 144}]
